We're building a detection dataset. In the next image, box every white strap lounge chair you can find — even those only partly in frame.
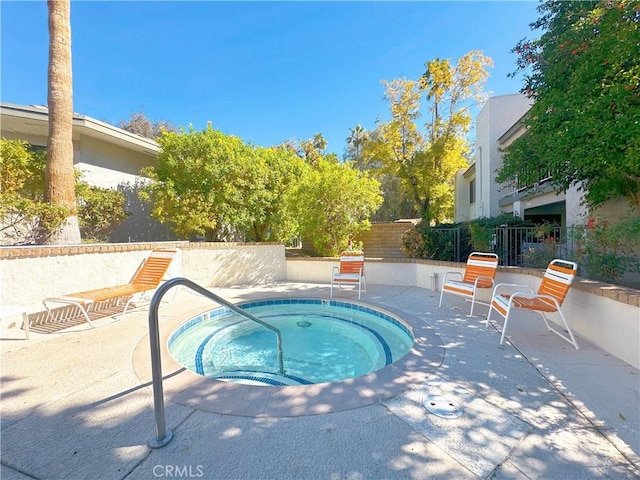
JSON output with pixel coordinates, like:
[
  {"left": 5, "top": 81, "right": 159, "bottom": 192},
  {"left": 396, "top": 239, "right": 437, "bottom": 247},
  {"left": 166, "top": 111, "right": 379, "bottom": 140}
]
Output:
[
  {"left": 43, "top": 247, "right": 177, "bottom": 328},
  {"left": 438, "top": 252, "right": 499, "bottom": 316},
  {"left": 487, "top": 259, "right": 579, "bottom": 349},
  {"left": 331, "top": 251, "right": 366, "bottom": 299}
]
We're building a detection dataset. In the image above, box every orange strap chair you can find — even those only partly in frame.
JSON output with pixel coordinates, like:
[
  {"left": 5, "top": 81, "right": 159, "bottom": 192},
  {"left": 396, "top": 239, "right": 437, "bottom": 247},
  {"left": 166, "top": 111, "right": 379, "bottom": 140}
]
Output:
[
  {"left": 438, "top": 252, "right": 499, "bottom": 316},
  {"left": 43, "top": 248, "right": 178, "bottom": 328},
  {"left": 330, "top": 251, "right": 366, "bottom": 299},
  {"left": 487, "top": 259, "right": 579, "bottom": 349}
]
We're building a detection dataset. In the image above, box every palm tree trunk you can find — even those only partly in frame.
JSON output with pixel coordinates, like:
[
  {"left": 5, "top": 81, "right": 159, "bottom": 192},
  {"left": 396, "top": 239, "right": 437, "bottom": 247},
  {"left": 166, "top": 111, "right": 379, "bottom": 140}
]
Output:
[{"left": 45, "top": 0, "right": 81, "bottom": 244}]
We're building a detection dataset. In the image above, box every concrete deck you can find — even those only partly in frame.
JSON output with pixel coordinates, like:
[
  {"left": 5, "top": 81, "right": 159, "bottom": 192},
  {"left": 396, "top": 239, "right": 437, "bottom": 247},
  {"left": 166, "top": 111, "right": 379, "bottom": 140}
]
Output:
[{"left": 1, "top": 283, "right": 639, "bottom": 479}]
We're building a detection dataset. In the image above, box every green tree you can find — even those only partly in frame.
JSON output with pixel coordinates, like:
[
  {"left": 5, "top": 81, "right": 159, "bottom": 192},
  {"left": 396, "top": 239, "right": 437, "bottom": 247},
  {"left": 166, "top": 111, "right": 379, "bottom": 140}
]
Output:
[
  {"left": 363, "top": 51, "right": 493, "bottom": 223},
  {"left": 499, "top": 0, "right": 640, "bottom": 209},
  {"left": 241, "top": 146, "right": 306, "bottom": 242},
  {"left": 76, "top": 182, "right": 129, "bottom": 242},
  {"left": 140, "top": 125, "right": 303, "bottom": 242},
  {"left": 280, "top": 133, "right": 331, "bottom": 166},
  {"left": 295, "top": 157, "right": 383, "bottom": 256}
]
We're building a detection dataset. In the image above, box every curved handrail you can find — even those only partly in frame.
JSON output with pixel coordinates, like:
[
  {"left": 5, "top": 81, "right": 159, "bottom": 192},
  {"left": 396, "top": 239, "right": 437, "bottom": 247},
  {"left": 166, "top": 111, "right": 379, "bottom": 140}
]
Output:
[{"left": 147, "top": 277, "right": 284, "bottom": 448}]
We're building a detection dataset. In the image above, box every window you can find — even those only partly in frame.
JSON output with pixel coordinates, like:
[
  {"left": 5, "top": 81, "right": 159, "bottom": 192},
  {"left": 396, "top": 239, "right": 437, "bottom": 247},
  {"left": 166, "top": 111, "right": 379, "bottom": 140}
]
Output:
[{"left": 469, "top": 178, "right": 476, "bottom": 204}]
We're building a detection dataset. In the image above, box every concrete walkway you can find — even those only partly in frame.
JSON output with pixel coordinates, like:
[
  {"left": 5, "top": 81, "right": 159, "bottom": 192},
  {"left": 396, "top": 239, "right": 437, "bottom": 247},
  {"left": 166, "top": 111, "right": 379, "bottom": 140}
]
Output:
[{"left": 1, "top": 283, "right": 638, "bottom": 480}]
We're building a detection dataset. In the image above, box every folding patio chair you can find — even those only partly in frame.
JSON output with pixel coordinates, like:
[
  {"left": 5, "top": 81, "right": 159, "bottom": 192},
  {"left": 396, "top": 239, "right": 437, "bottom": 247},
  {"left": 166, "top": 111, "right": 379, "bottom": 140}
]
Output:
[
  {"left": 43, "top": 247, "right": 178, "bottom": 328},
  {"left": 330, "top": 251, "right": 366, "bottom": 299},
  {"left": 486, "top": 258, "right": 579, "bottom": 349},
  {"left": 438, "top": 252, "right": 499, "bottom": 315}
]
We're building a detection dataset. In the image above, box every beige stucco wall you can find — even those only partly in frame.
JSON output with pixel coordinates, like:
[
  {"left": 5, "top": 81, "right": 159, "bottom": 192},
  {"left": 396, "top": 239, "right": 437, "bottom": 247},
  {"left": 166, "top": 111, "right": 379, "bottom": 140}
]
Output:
[
  {"left": 472, "top": 93, "right": 533, "bottom": 220},
  {"left": 0, "top": 243, "right": 286, "bottom": 312}
]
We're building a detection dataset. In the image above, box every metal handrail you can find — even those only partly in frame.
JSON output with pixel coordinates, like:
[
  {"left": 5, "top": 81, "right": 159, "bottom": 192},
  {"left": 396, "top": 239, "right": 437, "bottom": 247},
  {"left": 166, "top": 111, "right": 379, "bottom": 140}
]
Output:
[{"left": 147, "top": 277, "right": 284, "bottom": 448}]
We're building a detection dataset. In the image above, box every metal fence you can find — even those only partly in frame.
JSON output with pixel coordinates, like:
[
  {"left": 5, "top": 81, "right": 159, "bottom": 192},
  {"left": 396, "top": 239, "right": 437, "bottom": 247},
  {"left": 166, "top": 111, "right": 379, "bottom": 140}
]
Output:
[
  {"left": 430, "top": 225, "right": 577, "bottom": 268},
  {"left": 423, "top": 225, "right": 639, "bottom": 288},
  {"left": 492, "top": 226, "right": 577, "bottom": 268}
]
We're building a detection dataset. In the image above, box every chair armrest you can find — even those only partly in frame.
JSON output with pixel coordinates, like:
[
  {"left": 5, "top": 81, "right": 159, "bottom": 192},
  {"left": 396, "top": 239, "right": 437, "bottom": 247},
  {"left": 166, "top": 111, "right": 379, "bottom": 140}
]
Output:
[
  {"left": 332, "top": 266, "right": 339, "bottom": 275},
  {"left": 473, "top": 275, "right": 495, "bottom": 287},
  {"left": 509, "top": 292, "right": 558, "bottom": 304},
  {"left": 443, "top": 271, "right": 463, "bottom": 283},
  {"left": 491, "top": 283, "right": 534, "bottom": 297}
]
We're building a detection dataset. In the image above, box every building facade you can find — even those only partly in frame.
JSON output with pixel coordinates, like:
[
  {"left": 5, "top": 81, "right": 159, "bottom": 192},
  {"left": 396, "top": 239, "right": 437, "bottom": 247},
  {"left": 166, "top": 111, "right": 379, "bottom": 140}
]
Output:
[{"left": 456, "top": 93, "right": 592, "bottom": 228}]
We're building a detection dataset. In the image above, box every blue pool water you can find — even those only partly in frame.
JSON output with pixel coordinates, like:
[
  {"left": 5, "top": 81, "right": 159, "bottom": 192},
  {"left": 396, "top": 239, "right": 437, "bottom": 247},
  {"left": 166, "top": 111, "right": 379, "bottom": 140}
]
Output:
[{"left": 168, "top": 299, "right": 414, "bottom": 386}]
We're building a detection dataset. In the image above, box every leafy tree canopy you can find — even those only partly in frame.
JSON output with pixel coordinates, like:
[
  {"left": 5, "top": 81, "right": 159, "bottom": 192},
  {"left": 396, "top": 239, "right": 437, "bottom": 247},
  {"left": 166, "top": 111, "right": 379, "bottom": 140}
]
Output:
[
  {"left": 139, "top": 125, "right": 305, "bottom": 242},
  {"left": 139, "top": 126, "right": 381, "bottom": 250},
  {"left": 294, "top": 156, "right": 383, "bottom": 256},
  {"left": 361, "top": 51, "right": 493, "bottom": 223},
  {"left": 499, "top": 0, "right": 640, "bottom": 209},
  {"left": 278, "top": 133, "right": 331, "bottom": 166}
]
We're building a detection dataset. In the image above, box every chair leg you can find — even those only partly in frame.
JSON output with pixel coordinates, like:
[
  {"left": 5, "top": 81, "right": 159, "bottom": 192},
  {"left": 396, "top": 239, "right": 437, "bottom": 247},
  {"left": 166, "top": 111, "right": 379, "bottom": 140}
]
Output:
[
  {"left": 72, "top": 302, "right": 99, "bottom": 328},
  {"left": 22, "top": 311, "right": 29, "bottom": 340},
  {"left": 469, "top": 292, "right": 477, "bottom": 317},
  {"left": 43, "top": 299, "right": 99, "bottom": 328},
  {"left": 120, "top": 296, "right": 136, "bottom": 321},
  {"left": 330, "top": 280, "right": 334, "bottom": 298},
  {"left": 438, "top": 288, "right": 445, "bottom": 308},
  {"left": 541, "top": 310, "right": 579, "bottom": 350},
  {"left": 499, "top": 309, "right": 511, "bottom": 345},
  {"left": 486, "top": 303, "right": 494, "bottom": 328}
]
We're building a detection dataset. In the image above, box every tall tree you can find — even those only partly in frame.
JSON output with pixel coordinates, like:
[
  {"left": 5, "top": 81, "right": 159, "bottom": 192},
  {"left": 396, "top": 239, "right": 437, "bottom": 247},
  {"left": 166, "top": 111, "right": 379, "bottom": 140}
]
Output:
[
  {"left": 345, "top": 124, "right": 368, "bottom": 167},
  {"left": 498, "top": 0, "right": 640, "bottom": 209},
  {"left": 278, "top": 134, "right": 332, "bottom": 166},
  {"left": 45, "top": 0, "right": 81, "bottom": 244},
  {"left": 363, "top": 51, "right": 493, "bottom": 223},
  {"left": 139, "top": 125, "right": 303, "bottom": 242}
]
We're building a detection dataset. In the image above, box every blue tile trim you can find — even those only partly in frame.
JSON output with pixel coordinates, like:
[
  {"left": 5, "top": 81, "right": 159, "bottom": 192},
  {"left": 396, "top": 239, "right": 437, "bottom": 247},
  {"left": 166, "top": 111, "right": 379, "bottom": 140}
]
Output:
[
  {"left": 194, "top": 320, "right": 245, "bottom": 375},
  {"left": 216, "top": 369, "right": 313, "bottom": 385},
  {"left": 214, "top": 374, "right": 289, "bottom": 387}
]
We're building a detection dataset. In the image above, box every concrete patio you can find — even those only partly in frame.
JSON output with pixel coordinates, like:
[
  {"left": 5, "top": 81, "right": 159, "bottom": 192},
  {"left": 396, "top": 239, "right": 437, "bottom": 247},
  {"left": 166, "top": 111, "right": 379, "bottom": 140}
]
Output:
[{"left": 1, "top": 282, "right": 639, "bottom": 479}]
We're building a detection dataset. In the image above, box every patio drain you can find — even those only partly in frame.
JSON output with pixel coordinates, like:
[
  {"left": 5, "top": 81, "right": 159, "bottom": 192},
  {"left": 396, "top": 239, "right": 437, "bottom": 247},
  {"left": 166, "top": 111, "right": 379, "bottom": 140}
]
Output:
[{"left": 423, "top": 395, "right": 463, "bottom": 418}]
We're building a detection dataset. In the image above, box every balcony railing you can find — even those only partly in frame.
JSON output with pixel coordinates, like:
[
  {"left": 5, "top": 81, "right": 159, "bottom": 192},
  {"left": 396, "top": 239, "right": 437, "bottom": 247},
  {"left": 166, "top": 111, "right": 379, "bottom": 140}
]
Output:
[{"left": 499, "top": 173, "right": 553, "bottom": 198}]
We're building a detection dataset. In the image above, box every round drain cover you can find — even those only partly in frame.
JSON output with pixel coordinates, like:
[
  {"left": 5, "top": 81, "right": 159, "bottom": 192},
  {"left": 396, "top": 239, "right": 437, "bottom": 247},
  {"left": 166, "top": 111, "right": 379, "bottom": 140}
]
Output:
[{"left": 422, "top": 395, "right": 463, "bottom": 418}]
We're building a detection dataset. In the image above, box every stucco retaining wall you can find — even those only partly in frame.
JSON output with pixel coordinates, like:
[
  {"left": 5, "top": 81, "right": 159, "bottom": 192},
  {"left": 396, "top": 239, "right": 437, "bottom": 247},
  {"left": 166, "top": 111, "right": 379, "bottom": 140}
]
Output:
[{"left": 0, "top": 242, "right": 286, "bottom": 311}]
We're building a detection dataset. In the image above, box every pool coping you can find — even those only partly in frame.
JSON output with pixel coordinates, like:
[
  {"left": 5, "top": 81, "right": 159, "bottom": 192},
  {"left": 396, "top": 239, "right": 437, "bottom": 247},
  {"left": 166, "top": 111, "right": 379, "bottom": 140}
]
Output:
[{"left": 132, "top": 293, "right": 445, "bottom": 417}]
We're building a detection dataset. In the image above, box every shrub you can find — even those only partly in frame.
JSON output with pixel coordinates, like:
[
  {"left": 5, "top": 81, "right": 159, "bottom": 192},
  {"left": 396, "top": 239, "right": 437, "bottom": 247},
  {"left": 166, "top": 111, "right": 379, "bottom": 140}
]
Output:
[
  {"left": 570, "top": 215, "right": 640, "bottom": 284},
  {"left": 0, "top": 138, "right": 130, "bottom": 245},
  {"left": 76, "top": 182, "right": 130, "bottom": 242},
  {"left": 402, "top": 213, "right": 530, "bottom": 262},
  {"left": 0, "top": 139, "right": 68, "bottom": 244}
]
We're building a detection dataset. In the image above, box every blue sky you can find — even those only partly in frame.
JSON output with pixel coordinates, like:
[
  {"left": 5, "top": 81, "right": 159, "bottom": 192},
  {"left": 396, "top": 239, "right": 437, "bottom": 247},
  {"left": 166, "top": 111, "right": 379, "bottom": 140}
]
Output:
[{"left": 1, "top": 1, "right": 540, "bottom": 156}]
